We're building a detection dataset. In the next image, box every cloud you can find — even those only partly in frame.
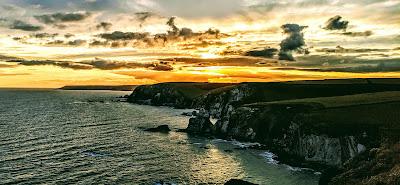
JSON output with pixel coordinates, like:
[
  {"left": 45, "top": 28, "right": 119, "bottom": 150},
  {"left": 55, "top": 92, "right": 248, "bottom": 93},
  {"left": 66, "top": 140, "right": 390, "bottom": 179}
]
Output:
[
  {"left": 64, "top": 33, "right": 74, "bottom": 38},
  {"left": 83, "top": 58, "right": 150, "bottom": 70},
  {"left": 95, "top": 19, "right": 225, "bottom": 47},
  {"left": 7, "top": 58, "right": 174, "bottom": 71},
  {"left": 0, "top": 55, "right": 21, "bottom": 61},
  {"left": 83, "top": 58, "right": 174, "bottom": 71},
  {"left": 96, "top": 22, "right": 112, "bottom": 31},
  {"left": 244, "top": 47, "right": 278, "bottom": 58},
  {"left": 163, "top": 16, "right": 224, "bottom": 41},
  {"left": 341, "top": 31, "right": 373, "bottom": 37},
  {"left": 324, "top": 15, "right": 349, "bottom": 31},
  {"left": 323, "top": 15, "right": 373, "bottom": 37},
  {"left": 273, "top": 55, "right": 400, "bottom": 73},
  {"left": 135, "top": 12, "right": 155, "bottom": 27},
  {"left": 46, "top": 40, "right": 65, "bottom": 45},
  {"left": 159, "top": 57, "right": 275, "bottom": 67},
  {"left": 166, "top": 16, "right": 179, "bottom": 36},
  {"left": 89, "top": 40, "right": 109, "bottom": 46},
  {"left": 0, "top": 63, "right": 16, "bottom": 68},
  {"left": 10, "top": 20, "right": 42, "bottom": 31},
  {"left": 9, "top": 59, "right": 93, "bottom": 70},
  {"left": 144, "top": 0, "right": 244, "bottom": 18},
  {"left": 67, "top": 39, "right": 87, "bottom": 46},
  {"left": 30, "top": 33, "right": 58, "bottom": 38},
  {"left": 34, "top": 11, "right": 91, "bottom": 24},
  {"left": 99, "top": 31, "right": 150, "bottom": 41},
  {"left": 278, "top": 24, "right": 307, "bottom": 61},
  {"left": 316, "top": 46, "right": 389, "bottom": 53}
]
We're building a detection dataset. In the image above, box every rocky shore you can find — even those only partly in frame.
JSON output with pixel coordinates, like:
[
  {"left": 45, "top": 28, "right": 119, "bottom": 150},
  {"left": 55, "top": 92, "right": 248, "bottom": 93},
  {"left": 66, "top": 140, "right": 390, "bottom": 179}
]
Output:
[{"left": 128, "top": 78, "right": 400, "bottom": 185}]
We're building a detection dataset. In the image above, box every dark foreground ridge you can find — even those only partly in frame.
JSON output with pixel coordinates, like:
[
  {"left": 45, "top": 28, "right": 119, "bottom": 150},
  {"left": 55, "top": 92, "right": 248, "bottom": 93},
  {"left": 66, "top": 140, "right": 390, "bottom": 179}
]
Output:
[{"left": 128, "top": 78, "right": 400, "bottom": 185}]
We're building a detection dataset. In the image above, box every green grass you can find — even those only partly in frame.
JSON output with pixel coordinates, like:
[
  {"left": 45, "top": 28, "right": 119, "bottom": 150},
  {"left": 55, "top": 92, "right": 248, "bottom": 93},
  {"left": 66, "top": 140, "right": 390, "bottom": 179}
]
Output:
[
  {"left": 246, "top": 91, "right": 400, "bottom": 109},
  {"left": 244, "top": 91, "right": 400, "bottom": 130}
]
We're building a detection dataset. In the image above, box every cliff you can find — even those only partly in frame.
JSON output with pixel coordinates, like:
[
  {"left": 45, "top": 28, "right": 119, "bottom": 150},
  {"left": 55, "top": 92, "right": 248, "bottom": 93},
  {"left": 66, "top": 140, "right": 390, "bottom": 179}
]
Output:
[
  {"left": 127, "top": 79, "right": 400, "bottom": 184},
  {"left": 210, "top": 92, "right": 400, "bottom": 166},
  {"left": 128, "top": 82, "right": 234, "bottom": 108}
]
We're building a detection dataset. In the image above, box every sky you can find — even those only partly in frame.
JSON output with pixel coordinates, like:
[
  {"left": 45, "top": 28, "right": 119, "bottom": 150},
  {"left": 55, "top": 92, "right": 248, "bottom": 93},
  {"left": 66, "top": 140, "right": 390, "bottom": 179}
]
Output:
[{"left": 0, "top": 0, "right": 399, "bottom": 88}]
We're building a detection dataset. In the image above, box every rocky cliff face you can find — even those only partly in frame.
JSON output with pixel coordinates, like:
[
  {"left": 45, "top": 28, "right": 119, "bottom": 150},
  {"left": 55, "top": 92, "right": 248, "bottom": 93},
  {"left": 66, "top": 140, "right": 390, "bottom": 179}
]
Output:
[
  {"left": 206, "top": 103, "right": 374, "bottom": 168},
  {"left": 128, "top": 82, "right": 234, "bottom": 108},
  {"left": 127, "top": 79, "right": 400, "bottom": 179},
  {"left": 128, "top": 83, "right": 193, "bottom": 108}
]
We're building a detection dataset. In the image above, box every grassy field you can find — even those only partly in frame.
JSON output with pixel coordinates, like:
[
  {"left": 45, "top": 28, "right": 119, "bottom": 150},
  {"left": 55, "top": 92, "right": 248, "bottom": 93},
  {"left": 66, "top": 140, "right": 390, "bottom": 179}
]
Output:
[
  {"left": 246, "top": 91, "right": 400, "bottom": 109},
  {"left": 244, "top": 91, "right": 400, "bottom": 134}
]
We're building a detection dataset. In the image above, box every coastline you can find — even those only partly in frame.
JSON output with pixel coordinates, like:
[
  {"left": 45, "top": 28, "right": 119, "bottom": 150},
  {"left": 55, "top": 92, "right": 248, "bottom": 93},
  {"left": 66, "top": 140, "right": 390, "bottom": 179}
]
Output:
[{"left": 127, "top": 78, "right": 400, "bottom": 185}]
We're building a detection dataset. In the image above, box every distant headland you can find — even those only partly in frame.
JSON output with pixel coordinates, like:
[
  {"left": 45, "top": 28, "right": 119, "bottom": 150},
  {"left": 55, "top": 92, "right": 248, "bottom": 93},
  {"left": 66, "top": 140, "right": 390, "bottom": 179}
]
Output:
[{"left": 60, "top": 85, "right": 137, "bottom": 91}]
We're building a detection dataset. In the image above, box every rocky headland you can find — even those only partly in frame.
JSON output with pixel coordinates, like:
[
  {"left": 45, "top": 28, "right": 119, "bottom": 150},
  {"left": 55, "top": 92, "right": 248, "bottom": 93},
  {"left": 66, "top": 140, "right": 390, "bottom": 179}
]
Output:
[{"left": 128, "top": 79, "right": 400, "bottom": 185}]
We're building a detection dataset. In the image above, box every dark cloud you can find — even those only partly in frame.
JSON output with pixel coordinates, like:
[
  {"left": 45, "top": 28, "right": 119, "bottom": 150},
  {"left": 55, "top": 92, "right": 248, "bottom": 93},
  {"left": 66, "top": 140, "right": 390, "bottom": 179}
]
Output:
[
  {"left": 278, "top": 24, "right": 307, "bottom": 61},
  {"left": 67, "top": 39, "right": 86, "bottom": 46},
  {"left": 64, "top": 33, "right": 74, "bottom": 38},
  {"left": 179, "top": 27, "right": 194, "bottom": 37},
  {"left": 316, "top": 46, "right": 389, "bottom": 53},
  {"left": 99, "top": 31, "right": 150, "bottom": 41},
  {"left": 46, "top": 40, "right": 64, "bottom": 45},
  {"left": 96, "top": 22, "right": 112, "bottom": 31},
  {"left": 273, "top": 55, "right": 400, "bottom": 73},
  {"left": 8, "top": 59, "right": 93, "bottom": 70},
  {"left": 324, "top": 15, "right": 349, "bottom": 31},
  {"left": 82, "top": 58, "right": 174, "bottom": 71},
  {"left": 35, "top": 12, "right": 91, "bottom": 24},
  {"left": 151, "top": 63, "right": 174, "bottom": 71},
  {"left": 341, "top": 31, "right": 373, "bottom": 37},
  {"left": 7, "top": 58, "right": 174, "bottom": 71},
  {"left": 13, "top": 37, "right": 23, "bottom": 41},
  {"left": 10, "top": 20, "right": 42, "bottom": 31},
  {"left": 180, "top": 40, "right": 224, "bottom": 50},
  {"left": 245, "top": 47, "right": 278, "bottom": 58},
  {"left": 166, "top": 17, "right": 179, "bottom": 36},
  {"left": 159, "top": 57, "right": 275, "bottom": 67},
  {"left": 97, "top": 25, "right": 224, "bottom": 47},
  {"left": 135, "top": 12, "right": 155, "bottom": 27},
  {"left": 89, "top": 40, "right": 109, "bottom": 47},
  {"left": 278, "top": 63, "right": 400, "bottom": 73},
  {"left": 30, "top": 33, "right": 58, "bottom": 38},
  {"left": 53, "top": 24, "right": 67, "bottom": 29}
]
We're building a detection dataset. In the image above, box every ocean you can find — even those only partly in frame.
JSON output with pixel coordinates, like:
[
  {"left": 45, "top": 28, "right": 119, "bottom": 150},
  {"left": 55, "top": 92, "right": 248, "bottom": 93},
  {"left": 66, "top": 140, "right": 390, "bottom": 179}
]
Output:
[{"left": 0, "top": 89, "right": 319, "bottom": 184}]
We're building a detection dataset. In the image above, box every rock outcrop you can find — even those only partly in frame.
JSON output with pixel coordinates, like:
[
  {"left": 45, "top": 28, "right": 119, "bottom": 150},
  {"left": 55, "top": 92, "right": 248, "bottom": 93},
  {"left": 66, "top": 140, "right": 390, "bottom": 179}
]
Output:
[
  {"left": 144, "top": 125, "right": 171, "bottom": 133},
  {"left": 224, "top": 179, "right": 258, "bottom": 185},
  {"left": 186, "top": 109, "right": 215, "bottom": 134},
  {"left": 321, "top": 142, "right": 400, "bottom": 185},
  {"left": 128, "top": 83, "right": 192, "bottom": 108}
]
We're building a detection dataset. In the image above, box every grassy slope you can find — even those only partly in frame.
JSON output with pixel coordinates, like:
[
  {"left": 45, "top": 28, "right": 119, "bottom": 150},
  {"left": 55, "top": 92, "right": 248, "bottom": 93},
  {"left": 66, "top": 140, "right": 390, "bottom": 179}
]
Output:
[
  {"left": 246, "top": 91, "right": 400, "bottom": 109},
  {"left": 203, "top": 79, "right": 400, "bottom": 107},
  {"left": 244, "top": 91, "right": 400, "bottom": 135},
  {"left": 165, "top": 82, "right": 235, "bottom": 100}
]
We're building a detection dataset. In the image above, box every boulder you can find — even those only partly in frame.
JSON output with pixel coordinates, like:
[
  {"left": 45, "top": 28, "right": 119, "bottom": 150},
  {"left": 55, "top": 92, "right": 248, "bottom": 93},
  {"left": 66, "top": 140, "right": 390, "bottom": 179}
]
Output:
[
  {"left": 144, "top": 125, "right": 171, "bottom": 133},
  {"left": 224, "top": 179, "right": 258, "bottom": 185},
  {"left": 186, "top": 116, "right": 215, "bottom": 134}
]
